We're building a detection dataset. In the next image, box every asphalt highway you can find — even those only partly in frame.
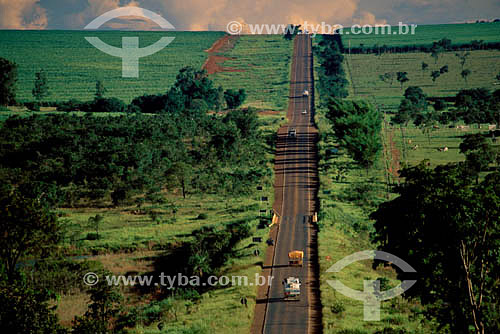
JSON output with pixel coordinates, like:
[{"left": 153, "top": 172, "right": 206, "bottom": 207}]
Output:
[{"left": 262, "top": 33, "right": 320, "bottom": 334}]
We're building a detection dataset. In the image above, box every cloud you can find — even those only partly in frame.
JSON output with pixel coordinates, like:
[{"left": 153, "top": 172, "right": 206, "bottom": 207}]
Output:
[
  {"left": 0, "top": 0, "right": 48, "bottom": 29},
  {"left": 158, "top": 0, "right": 361, "bottom": 31},
  {"left": 352, "top": 11, "right": 388, "bottom": 26},
  {"left": 3, "top": 0, "right": 498, "bottom": 30}
]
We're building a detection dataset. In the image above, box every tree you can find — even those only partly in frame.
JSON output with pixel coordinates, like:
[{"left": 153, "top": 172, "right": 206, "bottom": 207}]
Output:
[
  {"left": 0, "top": 57, "right": 18, "bottom": 106},
  {"left": 495, "top": 72, "right": 500, "bottom": 81},
  {"left": 166, "top": 161, "right": 192, "bottom": 199},
  {"left": 459, "top": 133, "right": 496, "bottom": 184},
  {"left": 461, "top": 69, "right": 471, "bottom": 86},
  {"left": 0, "top": 185, "right": 62, "bottom": 281},
  {"left": 379, "top": 72, "right": 395, "bottom": 86},
  {"left": 421, "top": 62, "right": 428, "bottom": 73},
  {"left": 396, "top": 71, "right": 409, "bottom": 90},
  {"left": 72, "top": 276, "right": 122, "bottom": 334},
  {"left": 87, "top": 214, "right": 104, "bottom": 239},
  {"left": 95, "top": 80, "right": 107, "bottom": 99},
  {"left": 32, "top": 69, "right": 50, "bottom": 102},
  {"left": 455, "top": 51, "right": 470, "bottom": 70},
  {"left": 439, "top": 65, "right": 449, "bottom": 74},
  {"left": 430, "top": 46, "right": 443, "bottom": 64},
  {"left": 0, "top": 279, "right": 67, "bottom": 334},
  {"left": 224, "top": 89, "right": 247, "bottom": 109},
  {"left": 173, "top": 66, "right": 221, "bottom": 110},
  {"left": 370, "top": 163, "right": 500, "bottom": 334},
  {"left": 325, "top": 99, "right": 382, "bottom": 169},
  {"left": 430, "top": 70, "right": 441, "bottom": 82},
  {"left": 455, "top": 88, "right": 491, "bottom": 127},
  {"left": 283, "top": 24, "right": 301, "bottom": 40}
]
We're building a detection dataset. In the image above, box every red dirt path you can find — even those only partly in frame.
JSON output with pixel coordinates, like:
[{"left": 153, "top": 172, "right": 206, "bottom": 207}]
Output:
[{"left": 202, "top": 35, "right": 243, "bottom": 75}]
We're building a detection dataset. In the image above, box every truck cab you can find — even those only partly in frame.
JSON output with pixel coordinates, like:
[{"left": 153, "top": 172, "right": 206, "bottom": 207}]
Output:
[
  {"left": 288, "top": 128, "right": 297, "bottom": 138},
  {"left": 283, "top": 277, "right": 301, "bottom": 299}
]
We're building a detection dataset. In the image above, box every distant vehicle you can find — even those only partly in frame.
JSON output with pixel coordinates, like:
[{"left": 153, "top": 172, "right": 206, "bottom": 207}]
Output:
[
  {"left": 302, "top": 109, "right": 307, "bottom": 114},
  {"left": 283, "top": 277, "right": 301, "bottom": 299},
  {"left": 266, "top": 238, "right": 274, "bottom": 246},
  {"left": 303, "top": 90, "right": 309, "bottom": 96},
  {"left": 288, "top": 250, "right": 304, "bottom": 267},
  {"left": 288, "top": 128, "right": 297, "bottom": 138}
]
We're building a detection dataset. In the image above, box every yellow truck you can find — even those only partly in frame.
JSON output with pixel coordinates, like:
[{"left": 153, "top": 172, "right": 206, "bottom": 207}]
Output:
[{"left": 288, "top": 250, "right": 304, "bottom": 267}]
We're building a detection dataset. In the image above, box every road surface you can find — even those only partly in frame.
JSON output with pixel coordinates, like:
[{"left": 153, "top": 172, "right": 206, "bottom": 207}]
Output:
[{"left": 254, "top": 33, "right": 321, "bottom": 334}]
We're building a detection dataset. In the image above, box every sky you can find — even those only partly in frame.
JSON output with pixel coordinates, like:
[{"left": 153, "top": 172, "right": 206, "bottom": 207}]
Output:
[{"left": 0, "top": 0, "right": 499, "bottom": 30}]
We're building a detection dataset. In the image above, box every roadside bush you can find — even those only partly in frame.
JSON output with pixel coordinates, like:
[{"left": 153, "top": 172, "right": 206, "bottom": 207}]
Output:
[
  {"left": 330, "top": 300, "right": 346, "bottom": 314},
  {"left": 196, "top": 213, "right": 208, "bottom": 220}
]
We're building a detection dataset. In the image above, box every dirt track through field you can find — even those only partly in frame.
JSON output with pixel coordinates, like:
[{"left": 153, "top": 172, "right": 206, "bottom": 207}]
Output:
[{"left": 202, "top": 35, "right": 243, "bottom": 75}]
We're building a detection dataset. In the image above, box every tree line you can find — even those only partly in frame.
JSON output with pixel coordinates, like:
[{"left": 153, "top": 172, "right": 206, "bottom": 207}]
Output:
[
  {"left": 315, "top": 35, "right": 382, "bottom": 169},
  {"left": 0, "top": 58, "right": 248, "bottom": 112},
  {"left": 340, "top": 37, "right": 500, "bottom": 55},
  {"left": 392, "top": 86, "right": 500, "bottom": 128}
]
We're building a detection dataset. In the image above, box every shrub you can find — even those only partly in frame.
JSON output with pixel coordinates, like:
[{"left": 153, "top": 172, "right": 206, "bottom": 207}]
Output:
[
  {"left": 90, "top": 97, "right": 126, "bottom": 113},
  {"left": 196, "top": 213, "right": 208, "bottom": 220},
  {"left": 56, "top": 99, "right": 83, "bottom": 112},
  {"left": 330, "top": 300, "right": 346, "bottom": 314},
  {"left": 25, "top": 101, "right": 40, "bottom": 111},
  {"left": 86, "top": 232, "right": 99, "bottom": 240}
]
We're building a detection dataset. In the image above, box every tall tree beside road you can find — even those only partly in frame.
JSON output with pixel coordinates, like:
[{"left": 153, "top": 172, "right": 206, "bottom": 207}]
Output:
[{"left": 325, "top": 99, "right": 382, "bottom": 169}]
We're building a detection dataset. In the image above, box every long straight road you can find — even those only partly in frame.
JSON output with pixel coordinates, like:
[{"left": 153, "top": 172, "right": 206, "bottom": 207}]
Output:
[{"left": 255, "top": 33, "right": 320, "bottom": 334}]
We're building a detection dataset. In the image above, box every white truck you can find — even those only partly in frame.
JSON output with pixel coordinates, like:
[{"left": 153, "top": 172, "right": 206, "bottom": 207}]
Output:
[
  {"left": 303, "top": 90, "right": 309, "bottom": 96},
  {"left": 283, "top": 277, "right": 301, "bottom": 300}
]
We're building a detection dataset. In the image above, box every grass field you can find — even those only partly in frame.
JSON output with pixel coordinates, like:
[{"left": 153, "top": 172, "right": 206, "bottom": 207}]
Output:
[
  {"left": 344, "top": 50, "right": 500, "bottom": 109},
  {"left": 210, "top": 35, "right": 293, "bottom": 110},
  {"left": 342, "top": 22, "right": 500, "bottom": 47},
  {"left": 0, "top": 30, "right": 224, "bottom": 103}
]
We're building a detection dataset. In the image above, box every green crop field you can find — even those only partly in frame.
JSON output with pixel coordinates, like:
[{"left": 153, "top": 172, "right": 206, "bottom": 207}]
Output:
[
  {"left": 0, "top": 30, "right": 224, "bottom": 103},
  {"left": 342, "top": 22, "right": 500, "bottom": 47},
  {"left": 344, "top": 50, "right": 500, "bottom": 109},
  {"left": 211, "top": 35, "right": 293, "bottom": 110}
]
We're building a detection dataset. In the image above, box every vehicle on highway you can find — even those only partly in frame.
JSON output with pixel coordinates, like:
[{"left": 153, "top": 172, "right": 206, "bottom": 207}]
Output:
[
  {"left": 303, "top": 90, "right": 309, "bottom": 96},
  {"left": 288, "top": 250, "right": 304, "bottom": 266},
  {"left": 288, "top": 128, "right": 297, "bottom": 138},
  {"left": 283, "top": 277, "right": 301, "bottom": 300},
  {"left": 302, "top": 109, "right": 307, "bottom": 114}
]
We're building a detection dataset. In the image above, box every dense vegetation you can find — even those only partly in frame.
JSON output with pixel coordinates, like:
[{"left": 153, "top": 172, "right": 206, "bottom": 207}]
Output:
[
  {"left": 371, "top": 162, "right": 500, "bottom": 334},
  {"left": 0, "top": 66, "right": 263, "bottom": 207}
]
